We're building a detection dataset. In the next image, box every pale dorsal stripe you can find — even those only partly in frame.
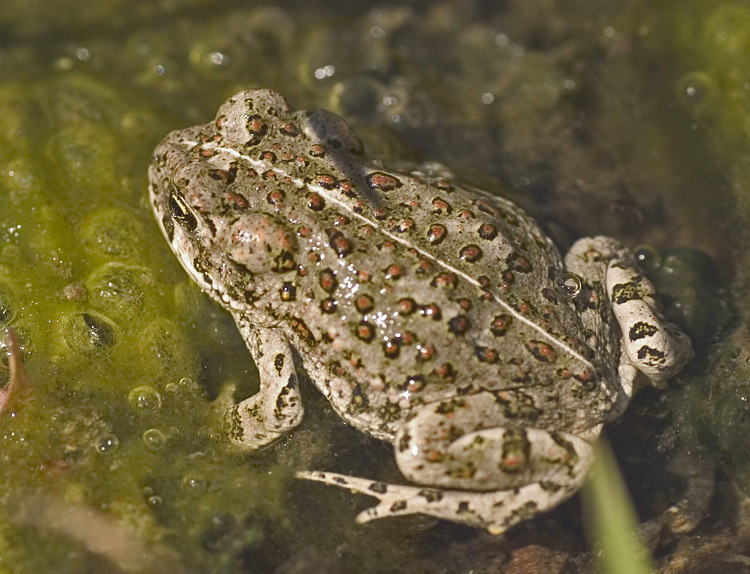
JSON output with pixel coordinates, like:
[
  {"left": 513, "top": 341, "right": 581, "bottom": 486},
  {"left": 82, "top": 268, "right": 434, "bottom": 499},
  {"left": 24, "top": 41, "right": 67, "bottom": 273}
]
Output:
[{"left": 185, "top": 139, "right": 593, "bottom": 369}]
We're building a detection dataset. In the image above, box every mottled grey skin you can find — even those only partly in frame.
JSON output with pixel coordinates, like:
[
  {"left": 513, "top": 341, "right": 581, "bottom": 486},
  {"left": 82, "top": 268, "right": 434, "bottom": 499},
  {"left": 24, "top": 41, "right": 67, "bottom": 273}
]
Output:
[{"left": 148, "top": 89, "right": 692, "bottom": 532}]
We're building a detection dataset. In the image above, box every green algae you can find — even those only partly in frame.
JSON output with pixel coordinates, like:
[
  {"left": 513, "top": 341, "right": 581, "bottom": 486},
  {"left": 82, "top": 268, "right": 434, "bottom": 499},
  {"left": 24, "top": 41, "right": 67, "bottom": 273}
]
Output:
[{"left": 0, "top": 75, "right": 297, "bottom": 572}]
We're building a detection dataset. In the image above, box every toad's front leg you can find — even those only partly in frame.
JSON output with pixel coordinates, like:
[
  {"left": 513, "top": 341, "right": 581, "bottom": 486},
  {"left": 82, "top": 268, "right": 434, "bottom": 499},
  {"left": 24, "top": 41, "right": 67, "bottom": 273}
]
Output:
[
  {"left": 225, "top": 321, "right": 304, "bottom": 449},
  {"left": 299, "top": 392, "right": 597, "bottom": 532}
]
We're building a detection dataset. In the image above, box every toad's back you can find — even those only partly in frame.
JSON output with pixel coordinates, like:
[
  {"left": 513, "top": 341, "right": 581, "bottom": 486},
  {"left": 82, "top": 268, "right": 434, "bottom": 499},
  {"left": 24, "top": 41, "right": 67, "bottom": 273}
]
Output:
[{"left": 148, "top": 90, "right": 617, "bottom": 442}]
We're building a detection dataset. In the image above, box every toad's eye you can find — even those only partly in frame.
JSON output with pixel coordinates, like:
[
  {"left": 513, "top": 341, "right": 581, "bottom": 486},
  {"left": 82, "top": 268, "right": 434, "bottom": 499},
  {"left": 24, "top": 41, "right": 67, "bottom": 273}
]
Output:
[{"left": 168, "top": 190, "right": 197, "bottom": 232}]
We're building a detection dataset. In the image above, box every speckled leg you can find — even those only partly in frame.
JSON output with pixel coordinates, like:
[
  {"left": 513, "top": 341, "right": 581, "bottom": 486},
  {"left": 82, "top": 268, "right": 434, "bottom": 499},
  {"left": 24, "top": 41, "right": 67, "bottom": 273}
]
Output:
[
  {"left": 565, "top": 236, "right": 692, "bottom": 393},
  {"left": 225, "top": 326, "right": 304, "bottom": 449},
  {"left": 299, "top": 392, "right": 596, "bottom": 532}
]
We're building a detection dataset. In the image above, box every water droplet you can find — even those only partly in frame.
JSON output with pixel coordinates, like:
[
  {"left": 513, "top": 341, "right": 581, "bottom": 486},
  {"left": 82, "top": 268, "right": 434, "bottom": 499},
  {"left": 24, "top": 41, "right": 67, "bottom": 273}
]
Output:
[
  {"left": 142, "top": 428, "right": 166, "bottom": 452},
  {"left": 165, "top": 382, "right": 179, "bottom": 395},
  {"left": 554, "top": 272, "right": 582, "bottom": 299},
  {"left": 182, "top": 475, "right": 208, "bottom": 493},
  {"left": 676, "top": 71, "right": 714, "bottom": 110},
  {"left": 128, "top": 386, "right": 162, "bottom": 412},
  {"left": 147, "top": 495, "right": 163, "bottom": 507},
  {"left": 634, "top": 244, "right": 661, "bottom": 274},
  {"left": 95, "top": 433, "right": 119, "bottom": 454}
]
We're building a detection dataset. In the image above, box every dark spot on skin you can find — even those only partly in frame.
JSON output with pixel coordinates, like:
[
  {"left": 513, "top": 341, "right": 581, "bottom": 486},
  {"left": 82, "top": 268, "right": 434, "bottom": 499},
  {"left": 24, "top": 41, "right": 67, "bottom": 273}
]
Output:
[
  {"left": 513, "top": 300, "right": 533, "bottom": 314},
  {"left": 209, "top": 167, "right": 238, "bottom": 184},
  {"left": 474, "top": 199, "right": 499, "bottom": 216},
  {"left": 416, "top": 344, "right": 435, "bottom": 361},
  {"left": 369, "top": 482, "right": 388, "bottom": 494},
  {"left": 637, "top": 346, "right": 665, "bottom": 361},
  {"left": 394, "top": 219, "right": 414, "bottom": 233},
  {"left": 224, "top": 190, "right": 248, "bottom": 212},
  {"left": 309, "top": 144, "right": 326, "bottom": 157},
  {"left": 436, "top": 363, "right": 456, "bottom": 382},
  {"left": 329, "top": 231, "right": 353, "bottom": 257},
  {"left": 355, "top": 321, "right": 375, "bottom": 342},
  {"left": 245, "top": 114, "right": 267, "bottom": 146},
  {"left": 526, "top": 340, "right": 556, "bottom": 362},
  {"left": 491, "top": 313, "right": 511, "bottom": 336},
  {"left": 629, "top": 321, "right": 659, "bottom": 341},
  {"left": 266, "top": 189, "right": 285, "bottom": 205},
  {"left": 419, "top": 303, "right": 442, "bottom": 321},
  {"left": 403, "top": 375, "right": 425, "bottom": 392},
  {"left": 448, "top": 315, "right": 471, "bottom": 335},
  {"left": 474, "top": 346, "right": 498, "bottom": 363},
  {"left": 383, "top": 338, "right": 401, "bottom": 359},
  {"left": 320, "top": 298, "right": 338, "bottom": 314},
  {"left": 259, "top": 151, "right": 277, "bottom": 163},
  {"left": 427, "top": 224, "right": 447, "bottom": 245},
  {"left": 279, "top": 282, "right": 297, "bottom": 302},
  {"left": 290, "top": 317, "right": 315, "bottom": 346},
  {"left": 612, "top": 280, "right": 643, "bottom": 304},
  {"left": 272, "top": 250, "right": 296, "bottom": 272},
  {"left": 457, "top": 501, "right": 470, "bottom": 514},
  {"left": 415, "top": 260, "right": 432, "bottom": 275},
  {"left": 390, "top": 501, "right": 407, "bottom": 512},
  {"left": 460, "top": 244, "right": 483, "bottom": 263},
  {"left": 397, "top": 298, "right": 417, "bottom": 315},
  {"left": 366, "top": 172, "right": 402, "bottom": 191},
  {"left": 435, "top": 398, "right": 465, "bottom": 414},
  {"left": 316, "top": 174, "right": 338, "bottom": 189},
  {"left": 431, "top": 272, "right": 457, "bottom": 289},
  {"left": 244, "top": 286, "right": 260, "bottom": 304},
  {"left": 306, "top": 192, "right": 325, "bottom": 211},
  {"left": 279, "top": 122, "right": 300, "bottom": 137},
  {"left": 477, "top": 223, "right": 498, "bottom": 240},
  {"left": 507, "top": 252, "right": 532, "bottom": 273},
  {"left": 192, "top": 256, "right": 213, "bottom": 285},
  {"left": 319, "top": 269, "right": 338, "bottom": 293},
  {"left": 373, "top": 207, "right": 387, "bottom": 220},
  {"left": 419, "top": 490, "right": 443, "bottom": 503},
  {"left": 499, "top": 428, "right": 531, "bottom": 473},
  {"left": 385, "top": 264, "right": 404, "bottom": 280},
  {"left": 347, "top": 385, "right": 369, "bottom": 413},
  {"left": 355, "top": 294, "right": 374, "bottom": 313},
  {"left": 274, "top": 353, "right": 285, "bottom": 376},
  {"left": 431, "top": 198, "right": 452, "bottom": 214}
]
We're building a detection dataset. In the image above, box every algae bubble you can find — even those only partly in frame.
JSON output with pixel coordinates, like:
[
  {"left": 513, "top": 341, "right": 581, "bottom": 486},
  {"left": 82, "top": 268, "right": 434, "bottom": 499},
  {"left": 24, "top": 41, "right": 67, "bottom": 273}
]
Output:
[
  {"left": 63, "top": 311, "right": 117, "bottom": 354},
  {"left": 94, "top": 433, "right": 120, "bottom": 454},
  {"left": 634, "top": 244, "right": 662, "bottom": 275},
  {"left": 554, "top": 271, "right": 582, "bottom": 299},
  {"left": 87, "top": 262, "right": 155, "bottom": 323},
  {"left": 142, "top": 428, "right": 167, "bottom": 452},
  {"left": 128, "top": 386, "right": 162, "bottom": 413}
]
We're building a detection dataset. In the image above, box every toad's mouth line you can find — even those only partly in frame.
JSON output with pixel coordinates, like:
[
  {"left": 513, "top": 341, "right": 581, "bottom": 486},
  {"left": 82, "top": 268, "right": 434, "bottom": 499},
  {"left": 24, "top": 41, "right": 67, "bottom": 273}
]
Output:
[{"left": 181, "top": 138, "right": 596, "bottom": 372}]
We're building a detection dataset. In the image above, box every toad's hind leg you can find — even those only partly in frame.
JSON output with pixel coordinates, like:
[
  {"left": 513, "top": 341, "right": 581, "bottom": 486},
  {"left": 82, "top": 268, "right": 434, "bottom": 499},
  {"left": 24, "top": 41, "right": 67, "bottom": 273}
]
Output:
[
  {"left": 565, "top": 236, "right": 692, "bottom": 390},
  {"left": 298, "top": 392, "right": 597, "bottom": 532},
  {"left": 225, "top": 322, "right": 304, "bottom": 449}
]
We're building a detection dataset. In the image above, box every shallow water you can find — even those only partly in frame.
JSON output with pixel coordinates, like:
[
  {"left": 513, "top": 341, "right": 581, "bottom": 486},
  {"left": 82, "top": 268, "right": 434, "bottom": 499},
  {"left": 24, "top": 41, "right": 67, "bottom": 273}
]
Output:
[{"left": 0, "top": 1, "right": 745, "bottom": 572}]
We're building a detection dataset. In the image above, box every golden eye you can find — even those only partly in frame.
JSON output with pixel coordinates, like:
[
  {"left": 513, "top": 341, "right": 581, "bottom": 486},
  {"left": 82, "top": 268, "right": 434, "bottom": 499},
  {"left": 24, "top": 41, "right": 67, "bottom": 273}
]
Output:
[{"left": 168, "top": 188, "right": 197, "bottom": 232}]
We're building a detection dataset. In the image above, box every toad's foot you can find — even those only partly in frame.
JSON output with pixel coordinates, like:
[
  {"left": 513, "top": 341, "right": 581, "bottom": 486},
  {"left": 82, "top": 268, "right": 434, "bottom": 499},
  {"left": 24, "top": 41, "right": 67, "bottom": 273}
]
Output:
[{"left": 296, "top": 470, "right": 577, "bottom": 533}]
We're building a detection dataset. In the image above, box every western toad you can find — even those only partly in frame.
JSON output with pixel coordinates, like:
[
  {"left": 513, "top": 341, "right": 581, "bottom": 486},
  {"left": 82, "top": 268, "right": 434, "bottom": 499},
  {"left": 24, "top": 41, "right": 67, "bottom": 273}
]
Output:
[{"left": 148, "top": 89, "right": 692, "bottom": 532}]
